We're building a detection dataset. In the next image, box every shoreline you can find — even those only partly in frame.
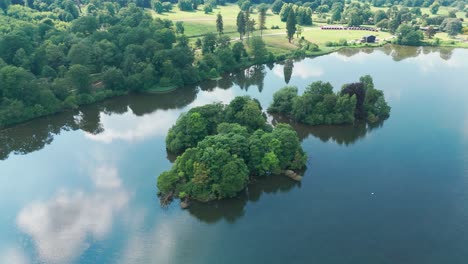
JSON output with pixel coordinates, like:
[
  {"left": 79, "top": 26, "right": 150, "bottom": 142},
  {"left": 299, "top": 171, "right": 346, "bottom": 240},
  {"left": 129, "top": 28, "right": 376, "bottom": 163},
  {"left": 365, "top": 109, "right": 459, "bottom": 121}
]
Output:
[{"left": 0, "top": 43, "right": 465, "bottom": 129}]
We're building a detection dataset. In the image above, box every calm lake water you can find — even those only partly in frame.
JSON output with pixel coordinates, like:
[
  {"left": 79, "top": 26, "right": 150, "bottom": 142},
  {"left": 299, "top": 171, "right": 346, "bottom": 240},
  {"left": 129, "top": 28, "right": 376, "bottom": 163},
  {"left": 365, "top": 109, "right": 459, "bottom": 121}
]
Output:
[{"left": 1, "top": 45, "right": 468, "bottom": 264}]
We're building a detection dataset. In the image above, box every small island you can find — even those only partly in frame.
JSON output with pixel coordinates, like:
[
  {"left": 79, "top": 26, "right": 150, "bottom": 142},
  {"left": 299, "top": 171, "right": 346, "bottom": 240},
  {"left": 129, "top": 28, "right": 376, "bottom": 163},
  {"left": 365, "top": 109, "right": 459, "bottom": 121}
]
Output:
[
  {"left": 268, "top": 75, "right": 391, "bottom": 125},
  {"left": 158, "top": 96, "right": 307, "bottom": 205}
]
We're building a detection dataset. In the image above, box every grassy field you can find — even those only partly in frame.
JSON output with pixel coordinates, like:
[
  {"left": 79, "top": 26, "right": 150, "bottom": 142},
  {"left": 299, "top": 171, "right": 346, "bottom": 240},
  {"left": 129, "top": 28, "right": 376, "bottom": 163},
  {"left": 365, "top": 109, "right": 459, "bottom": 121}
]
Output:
[
  {"left": 152, "top": 4, "right": 468, "bottom": 55},
  {"left": 153, "top": 4, "right": 396, "bottom": 54}
]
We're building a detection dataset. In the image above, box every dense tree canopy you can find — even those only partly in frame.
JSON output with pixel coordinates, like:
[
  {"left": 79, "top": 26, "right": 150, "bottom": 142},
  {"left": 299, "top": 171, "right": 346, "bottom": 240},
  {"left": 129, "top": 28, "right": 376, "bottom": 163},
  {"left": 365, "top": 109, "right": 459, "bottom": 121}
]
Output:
[
  {"left": 396, "top": 24, "right": 424, "bottom": 46},
  {"left": 268, "top": 76, "right": 391, "bottom": 125},
  {"left": 159, "top": 96, "right": 307, "bottom": 202},
  {"left": 0, "top": 1, "right": 272, "bottom": 128}
]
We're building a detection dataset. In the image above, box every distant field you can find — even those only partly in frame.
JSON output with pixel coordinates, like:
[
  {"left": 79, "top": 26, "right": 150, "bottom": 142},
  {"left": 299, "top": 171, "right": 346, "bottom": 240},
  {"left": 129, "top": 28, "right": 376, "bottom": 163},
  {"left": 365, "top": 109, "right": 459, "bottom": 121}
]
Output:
[
  {"left": 152, "top": 3, "right": 467, "bottom": 54},
  {"left": 153, "top": 4, "right": 395, "bottom": 53},
  {"left": 152, "top": 4, "right": 285, "bottom": 36}
]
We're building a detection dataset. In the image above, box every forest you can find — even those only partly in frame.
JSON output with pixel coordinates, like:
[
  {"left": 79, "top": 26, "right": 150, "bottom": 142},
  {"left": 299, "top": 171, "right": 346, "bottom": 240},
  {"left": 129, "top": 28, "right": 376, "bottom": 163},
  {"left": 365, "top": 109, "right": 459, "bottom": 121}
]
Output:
[
  {"left": 0, "top": 1, "right": 277, "bottom": 128},
  {"left": 268, "top": 75, "right": 391, "bottom": 125},
  {"left": 158, "top": 96, "right": 307, "bottom": 202}
]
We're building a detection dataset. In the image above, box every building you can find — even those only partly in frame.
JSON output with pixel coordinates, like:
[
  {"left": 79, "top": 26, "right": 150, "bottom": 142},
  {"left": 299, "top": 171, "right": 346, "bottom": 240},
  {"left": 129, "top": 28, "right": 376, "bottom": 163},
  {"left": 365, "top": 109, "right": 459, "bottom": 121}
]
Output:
[{"left": 362, "top": 35, "right": 376, "bottom": 43}]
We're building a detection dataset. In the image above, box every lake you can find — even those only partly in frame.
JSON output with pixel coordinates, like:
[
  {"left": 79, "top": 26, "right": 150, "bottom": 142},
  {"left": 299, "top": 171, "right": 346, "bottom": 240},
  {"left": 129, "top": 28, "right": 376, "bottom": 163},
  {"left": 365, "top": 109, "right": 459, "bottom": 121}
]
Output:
[{"left": 1, "top": 45, "right": 468, "bottom": 264}]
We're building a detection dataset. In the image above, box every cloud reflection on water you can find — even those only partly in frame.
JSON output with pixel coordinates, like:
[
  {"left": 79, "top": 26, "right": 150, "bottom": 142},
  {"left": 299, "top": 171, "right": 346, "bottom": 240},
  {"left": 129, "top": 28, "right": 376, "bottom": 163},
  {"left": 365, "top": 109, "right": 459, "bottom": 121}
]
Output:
[
  {"left": 0, "top": 248, "right": 29, "bottom": 264},
  {"left": 16, "top": 164, "right": 129, "bottom": 264},
  {"left": 84, "top": 88, "right": 236, "bottom": 144},
  {"left": 273, "top": 61, "right": 324, "bottom": 79}
]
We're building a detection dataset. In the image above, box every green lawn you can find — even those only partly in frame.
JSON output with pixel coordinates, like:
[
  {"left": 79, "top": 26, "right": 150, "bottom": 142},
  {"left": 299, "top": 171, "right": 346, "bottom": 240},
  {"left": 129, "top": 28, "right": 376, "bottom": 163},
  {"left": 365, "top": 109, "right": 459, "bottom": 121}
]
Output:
[
  {"left": 152, "top": 3, "right": 467, "bottom": 56},
  {"left": 152, "top": 4, "right": 285, "bottom": 37}
]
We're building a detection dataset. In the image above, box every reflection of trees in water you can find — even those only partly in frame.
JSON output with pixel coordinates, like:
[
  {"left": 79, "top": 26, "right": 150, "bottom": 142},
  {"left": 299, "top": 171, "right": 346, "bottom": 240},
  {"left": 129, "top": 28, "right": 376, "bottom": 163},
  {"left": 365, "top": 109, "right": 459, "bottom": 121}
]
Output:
[
  {"left": 338, "top": 45, "right": 454, "bottom": 62},
  {"left": 381, "top": 44, "right": 454, "bottom": 61},
  {"left": 231, "top": 65, "right": 266, "bottom": 92},
  {"left": 336, "top": 48, "right": 374, "bottom": 57},
  {"left": 270, "top": 113, "right": 385, "bottom": 145},
  {"left": 283, "top": 59, "right": 294, "bottom": 84},
  {"left": 187, "top": 174, "right": 299, "bottom": 224},
  {"left": 0, "top": 111, "right": 79, "bottom": 160},
  {"left": 198, "top": 66, "right": 267, "bottom": 92},
  {"left": 0, "top": 87, "right": 198, "bottom": 160}
]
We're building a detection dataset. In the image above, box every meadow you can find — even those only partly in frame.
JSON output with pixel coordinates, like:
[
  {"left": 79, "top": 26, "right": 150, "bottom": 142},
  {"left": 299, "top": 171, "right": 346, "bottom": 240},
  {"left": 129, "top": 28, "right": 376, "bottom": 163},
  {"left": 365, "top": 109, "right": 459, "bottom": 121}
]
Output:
[{"left": 152, "top": 3, "right": 468, "bottom": 55}]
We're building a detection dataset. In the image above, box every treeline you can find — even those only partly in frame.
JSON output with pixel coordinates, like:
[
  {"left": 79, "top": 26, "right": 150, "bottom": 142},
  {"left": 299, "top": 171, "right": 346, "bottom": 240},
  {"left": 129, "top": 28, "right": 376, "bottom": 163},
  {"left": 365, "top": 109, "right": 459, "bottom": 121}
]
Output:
[
  {"left": 158, "top": 96, "right": 307, "bottom": 202},
  {"left": 0, "top": 1, "right": 277, "bottom": 128},
  {"left": 268, "top": 75, "right": 391, "bottom": 125}
]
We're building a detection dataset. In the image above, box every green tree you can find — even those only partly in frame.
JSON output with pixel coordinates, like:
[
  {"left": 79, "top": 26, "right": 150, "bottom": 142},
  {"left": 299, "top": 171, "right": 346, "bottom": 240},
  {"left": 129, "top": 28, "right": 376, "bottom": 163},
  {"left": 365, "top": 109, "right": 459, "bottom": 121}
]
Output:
[
  {"left": 202, "top": 32, "right": 217, "bottom": 54},
  {"left": 374, "top": 10, "right": 388, "bottom": 24},
  {"left": 430, "top": 2, "right": 440, "bottom": 14},
  {"left": 246, "top": 18, "right": 256, "bottom": 40},
  {"left": 425, "top": 26, "right": 436, "bottom": 39},
  {"left": 68, "top": 42, "right": 92, "bottom": 66},
  {"left": 258, "top": 4, "right": 267, "bottom": 36},
  {"left": 236, "top": 11, "right": 246, "bottom": 40},
  {"left": 216, "top": 13, "right": 224, "bottom": 35},
  {"left": 71, "top": 16, "right": 98, "bottom": 35},
  {"left": 396, "top": 24, "right": 423, "bottom": 46},
  {"left": 66, "top": 64, "right": 91, "bottom": 94},
  {"left": 268, "top": 85, "right": 298, "bottom": 113},
  {"left": 249, "top": 36, "right": 267, "bottom": 64},
  {"left": 102, "top": 67, "right": 126, "bottom": 91},
  {"left": 232, "top": 42, "right": 246, "bottom": 62},
  {"left": 175, "top": 21, "right": 184, "bottom": 35},
  {"left": 441, "top": 18, "right": 462, "bottom": 37},
  {"left": 286, "top": 9, "right": 297, "bottom": 43},
  {"left": 271, "top": 0, "right": 283, "bottom": 14}
]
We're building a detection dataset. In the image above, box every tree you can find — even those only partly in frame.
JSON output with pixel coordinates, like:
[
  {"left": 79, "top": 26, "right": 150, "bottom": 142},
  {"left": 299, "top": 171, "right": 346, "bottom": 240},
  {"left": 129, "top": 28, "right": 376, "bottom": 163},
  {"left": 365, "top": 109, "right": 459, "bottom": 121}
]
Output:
[
  {"left": 296, "top": 25, "right": 303, "bottom": 38},
  {"left": 430, "top": 2, "right": 440, "bottom": 15},
  {"left": 202, "top": 32, "right": 217, "bottom": 54},
  {"left": 249, "top": 37, "right": 267, "bottom": 64},
  {"left": 236, "top": 11, "right": 246, "bottom": 40},
  {"left": 71, "top": 16, "right": 98, "bottom": 35},
  {"left": 280, "top": 3, "right": 293, "bottom": 22},
  {"left": 246, "top": 18, "right": 256, "bottom": 40},
  {"left": 102, "top": 67, "right": 125, "bottom": 90},
  {"left": 175, "top": 21, "right": 184, "bottom": 35},
  {"left": 66, "top": 64, "right": 91, "bottom": 94},
  {"left": 374, "top": 10, "right": 388, "bottom": 24},
  {"left": 158, "top": 97, "right": 307, "bottom": 203},
  {"left": 425, "top": 26, "right": 436, "bottom": 39},
  {"left": 286, "top": 9, "right": 296, "bottom": 43},
  {"left": 268, "top": 85, "right": 297, "bottom": 113},
  {"left": 68, "top": 42, "right": 91, "bottom": 66},
  {"left": 441, "top": 18, "right": 462, "bottom": 37},
  {"left": 258, "top": 4, "right": 267, "bottom": 36},
  {"left": 232, "top": 42, "right": 246, "bottom": 62},
  {"left": 203, "top": 5, "right": 212, "bottom": 14},
  {"left": 0, "top": 0, "right": 11, "bottom": 13},
  {"left": 269, "top": 76, "right": 390, "bottom": 125},
  {"left": 271, "top": 0, "right": 283, "bottom": 14},
  {"left": 216, "top": 13, "right": 224, "bottom": 35},
  {"left": 153, "top": 0, "right": 163, "bottom": 13},
  {"left": 396, "top": 24, "right": 423, "bottom": 46}
]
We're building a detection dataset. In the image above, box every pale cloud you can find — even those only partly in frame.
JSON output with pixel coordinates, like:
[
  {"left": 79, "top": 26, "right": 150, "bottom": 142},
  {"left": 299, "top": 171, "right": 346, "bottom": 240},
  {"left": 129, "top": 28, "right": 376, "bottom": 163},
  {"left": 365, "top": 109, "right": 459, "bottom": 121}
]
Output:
[
  {"left": 84, "top": 88, "right": 236, "bottom": 144},
  {"left": 16, "top": 165, "right": 129, "bottom": 264},
  {"left": 92, "top": 164, "right": 122, "bottom": 189},
  {"left": 0, "top": 248, "right": 29, "bottom": 264},
  {"left": 292, "top": 62, "right": 324, "bottom": 78},
  {"left": 273, "top": 63, "right": 324, "bottom": 80},
  {"left": 330, "top": 51, "right": 370, "bottom": 63},
  {"left": 118, "top": 211, "right": 183, "bottom": 264},
  {"left": 190, "top": 88, "right": 236, "bottom": 107},
  {"left": 84, "top": 107, "right": 180, "bottom": 143}
]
